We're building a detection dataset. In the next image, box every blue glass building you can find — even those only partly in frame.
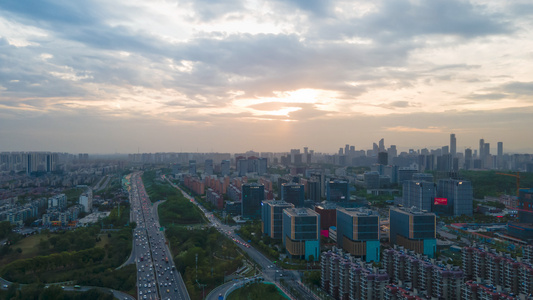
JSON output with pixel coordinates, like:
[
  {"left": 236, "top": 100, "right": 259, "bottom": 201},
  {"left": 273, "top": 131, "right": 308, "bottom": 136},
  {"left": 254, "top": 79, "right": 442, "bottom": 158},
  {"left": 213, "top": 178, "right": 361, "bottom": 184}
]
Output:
[
  {"left": 389, "top": 207, "right": 436, "bottom": 258},
  {"left": 261, "top": 200, "right": 294, "bottom": 239},
  {"left": 327, "top": 180, "right": 349, "bottom": 202},
  {"left": 336, "top": 208, "right": 380, "bottom": 262},
  {"left": 281, "top": 183, "right": 305, "bottom": 207},
  {"left": 282, "top": 208, "right": 320, "bottom": 261},
  {"left": 241, "top": 183, "right": 264, "bottom": 219}
]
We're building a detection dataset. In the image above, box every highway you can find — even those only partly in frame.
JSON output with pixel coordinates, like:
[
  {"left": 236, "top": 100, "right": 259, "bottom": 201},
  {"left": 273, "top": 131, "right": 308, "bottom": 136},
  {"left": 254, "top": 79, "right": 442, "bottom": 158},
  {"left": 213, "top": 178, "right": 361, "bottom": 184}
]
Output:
[
  {"left": 163, "top": 175, "right": 318, "bottom": 300},
  {"left": 129, "top": 172, "right": 190, "bottom": 300}
]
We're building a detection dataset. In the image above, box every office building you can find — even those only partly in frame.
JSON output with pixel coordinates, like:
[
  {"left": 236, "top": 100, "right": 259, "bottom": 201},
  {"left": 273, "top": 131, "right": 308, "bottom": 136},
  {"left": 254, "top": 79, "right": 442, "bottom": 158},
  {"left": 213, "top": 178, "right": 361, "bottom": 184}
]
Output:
[
  {"left": 204, "top": 159, "right": 213, "bottom": 175},
  {"left": 282, "top": 208, "right": 320, "bottom": 261},
  {"left": 464, "top": 148, "right": 472, "bottom": 170},
  {"left": 241, "top": 183, "right": 264, "bottom": 219},
  {"left": 378, "top": 152, "right": 388, "bottom": 165},
  {"left": 450, "top": 133, "right": 456, "bottom": 158},
  {"left": 261, "top": 200, "right": 294, "bottom": 239},
  {"left": 402, "top": 180, "right": 436, "bottom": 212},
  {"left": 497, "top": 141, "right": 504, "bottom": 169},
  {"left": 336, "top": 208, "right": 380, "bottom": 262},
  {"left": 518, "top": 188, "right": 533, "bottom": 223},
  {"left": 281, "top": 182, "right": 305, "bottom": 207},
  {"left": 327, "top": 180, "right": 350, "bottom": 202},
  {"left": 389, "top": 207, "right": 436, "bottom": 258},
  {"left": 189, "top": 160, "right": 196, "bottom": 175},
  {"left": 258, "top": 157, "right": 268, "bottom": 175},
  {"left": 308, "top": 180, "right": 321, "bottom": 202},
  {"left": 435, "top": 179, "right": 473, "bottom": 216},
  {"left": 221, "top": 159, "right": 230, "bottom": 176},
  {"left": 479, "top": 138, "right": 485, "bottom": 159}
]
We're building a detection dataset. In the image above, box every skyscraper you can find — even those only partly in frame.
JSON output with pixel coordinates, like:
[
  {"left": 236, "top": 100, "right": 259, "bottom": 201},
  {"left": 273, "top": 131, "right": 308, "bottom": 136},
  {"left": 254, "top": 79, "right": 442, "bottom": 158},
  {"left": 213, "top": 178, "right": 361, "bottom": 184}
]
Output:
[
  {"left": 327, "top": 180, "right": 349, "bottom": 202},
  {"left": 221, "top": 160, "right": 230, "bottom": 176},
  {"left": 241, "top": 183, "right": 264, "bottom": 219},
  {"left": 479, "top": 138, "right": 485, "bottom": 159},
  {"left": 378, "top": 138, "right": 385, "bottom": 152},
  {"left": 281, "top": 183, "right": 305, "bottom": 207},
  {"left": 450, "top": 133, "right": 456, "bottom": 157},
  {"left": 402, "top": 180, "right": 437, "bottom": 211},
  {"left": 436, "top": 179, "right": 473, "bottom": 216},
  {"left": 188, "top": 160, "right": 196, "bottom": 175},
  {"left": 204, "top": 159, "right": 213, "bottom": 175},
  {"left": 497, "top": 142, "right": 503, "bottom": 169}
]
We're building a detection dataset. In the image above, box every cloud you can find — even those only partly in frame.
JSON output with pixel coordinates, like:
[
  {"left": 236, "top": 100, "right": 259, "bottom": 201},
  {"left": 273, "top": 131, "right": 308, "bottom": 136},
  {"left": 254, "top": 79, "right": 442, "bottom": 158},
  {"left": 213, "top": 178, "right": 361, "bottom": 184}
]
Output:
[
  {"left": 0, "top": 0, "right": 532, "bottom": 153},
  {"left": 384, "top": 126, "right": 444, "bottom": 133}
]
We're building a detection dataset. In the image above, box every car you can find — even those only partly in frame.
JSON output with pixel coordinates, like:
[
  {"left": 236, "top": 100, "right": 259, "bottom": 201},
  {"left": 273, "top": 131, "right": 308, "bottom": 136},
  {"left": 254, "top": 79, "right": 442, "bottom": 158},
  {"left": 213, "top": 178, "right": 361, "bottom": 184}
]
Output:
[{"left": 167, "top": 289, "right": 170, "bottom": 293}]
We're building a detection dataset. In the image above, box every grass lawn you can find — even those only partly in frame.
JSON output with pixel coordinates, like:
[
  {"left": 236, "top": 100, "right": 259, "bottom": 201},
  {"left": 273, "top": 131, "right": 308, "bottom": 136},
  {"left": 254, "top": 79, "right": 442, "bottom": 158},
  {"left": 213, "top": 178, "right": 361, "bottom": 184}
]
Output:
[
  {"left": 96, "top": 233, "right": 111, "bottom": 248},
  {"left": 0, "top": 234, "right": 49, "bottom": 265},
  {"left": 227, "top": 283, "right": 288, "bottom": 300}
]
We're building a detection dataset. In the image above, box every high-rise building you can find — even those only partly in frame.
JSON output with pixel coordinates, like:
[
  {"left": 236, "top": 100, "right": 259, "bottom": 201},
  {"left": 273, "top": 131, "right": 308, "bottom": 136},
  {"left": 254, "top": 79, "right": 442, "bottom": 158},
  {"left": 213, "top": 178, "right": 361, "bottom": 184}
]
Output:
[
  {"left": 464, "top": 148, "right": 472, "bottom": 170},
  {"left": 241, "top": 183, "right": 264, "bottom": 219},
  {"left": 258, "top": 157, "right": 268, "bottom": 175},
  {"left": 282, "top": 208, "right": 320, "bottom": 261},
  {"left": 308, "top": 180, "right": 321, "bottom": 202},
  {"left": 450, "top": 133, "right": 456, "bottom": 157},
  {"left": 327, "top": 180, "right": 349, "bottom": 202},
  {"left": 497, "top": 141, "right": 503, "bottom": 169},
  {"left": 79, "top": 188, "right": 93, "bottom": 213},
  {"left": 389, "top": 207, "right": 436, "bottom": 258},
  {"left": 379, "top": 138, "right": 385, "bottom": 152},
  {"left": 402, "top": 180, "right": 436, "bottom": 212},
  {"left": 46, "top": 154, "right": 54, "bottom": 173},
  {"left": 517, "top": 188, "right": 533, "bottom": 223},
  {"left": 336, "top": 208, "right": 380, "bottom": 262},
  {"left": 221, "top": 159, "right": 230, "bottom": 176},
  {"left": 204, "top": 159, "right": 213, "bottom": 175},
  {"left": 479, "top": 138, "right": 485, "bottom": 159},
  {"left": 436, "top": 179, "right": 473, "bottom": 216},
  {"left": 377, "top": 152, "right": 388, "bottom": 165},
  {"left": 188, "top": 160, "right": 196, "bottom": 175},
  {"left": 261, "top": 200, "right": 294, "bottom": 239},
  {"left": 281, "top": 183, "right": 305, "bottom": 207}
]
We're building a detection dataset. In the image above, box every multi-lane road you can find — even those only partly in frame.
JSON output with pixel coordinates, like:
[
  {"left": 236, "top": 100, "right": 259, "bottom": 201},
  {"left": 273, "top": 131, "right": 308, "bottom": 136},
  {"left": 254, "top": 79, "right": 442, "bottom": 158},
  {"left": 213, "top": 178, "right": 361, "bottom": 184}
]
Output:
[
  {"left": 163, "top": 175, "right": 319, "bottom": 300},
  {"left": 128, "top": 173, "right": 190, "bottom": 300}
]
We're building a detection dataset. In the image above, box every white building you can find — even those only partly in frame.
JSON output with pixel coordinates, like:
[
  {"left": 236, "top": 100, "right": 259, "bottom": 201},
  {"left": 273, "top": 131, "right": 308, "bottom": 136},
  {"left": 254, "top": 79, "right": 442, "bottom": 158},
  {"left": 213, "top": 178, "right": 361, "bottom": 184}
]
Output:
[{"left": 79, "top": 188, "right": 93, "bottom": 213}]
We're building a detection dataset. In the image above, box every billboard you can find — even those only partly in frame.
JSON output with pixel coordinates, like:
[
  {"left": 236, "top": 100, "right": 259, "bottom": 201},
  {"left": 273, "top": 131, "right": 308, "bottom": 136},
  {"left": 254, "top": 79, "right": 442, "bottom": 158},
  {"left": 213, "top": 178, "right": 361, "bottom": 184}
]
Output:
[{"left": 434, "top": 198, "right": 448, "bottom": 205}]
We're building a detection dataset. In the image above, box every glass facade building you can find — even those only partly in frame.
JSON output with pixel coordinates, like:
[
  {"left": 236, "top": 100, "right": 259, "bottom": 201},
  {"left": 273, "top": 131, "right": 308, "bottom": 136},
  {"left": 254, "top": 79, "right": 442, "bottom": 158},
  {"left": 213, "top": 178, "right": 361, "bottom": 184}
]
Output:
[
  {"left": 389, "top": 207, "right": 436, "bottom": 258},
  {"left": 282, "top": 208, "right": 320, "bottom": 261},
  {"left": 327, "top": 180, "right": 349, "bottom": 202},
  {"left": 336, "top": 208, "right": 380, "bottom": 262},
  {"left": 241, "top": 183, "right": 264, "bottom": 219},
  {"left": 261, "top": 200, "right": 294, "bottom": 239},
  {"left": 281, "top": 183, "right": 305, "bottom": 207}
]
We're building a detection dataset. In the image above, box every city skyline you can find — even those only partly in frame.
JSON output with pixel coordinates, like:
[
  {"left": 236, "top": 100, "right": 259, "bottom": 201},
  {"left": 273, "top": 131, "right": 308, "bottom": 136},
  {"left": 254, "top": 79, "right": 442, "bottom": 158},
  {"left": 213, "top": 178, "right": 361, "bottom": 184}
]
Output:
[{"left": 1, "top": 1, "right": 533, "bottom": 153}]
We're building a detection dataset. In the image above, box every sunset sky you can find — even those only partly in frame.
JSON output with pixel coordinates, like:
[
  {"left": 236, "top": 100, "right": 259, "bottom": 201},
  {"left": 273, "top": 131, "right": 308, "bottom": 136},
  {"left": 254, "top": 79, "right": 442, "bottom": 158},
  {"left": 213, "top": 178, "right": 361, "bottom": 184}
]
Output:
[{"left": 1, "top": 0, "right": 533, "bottom": 154}]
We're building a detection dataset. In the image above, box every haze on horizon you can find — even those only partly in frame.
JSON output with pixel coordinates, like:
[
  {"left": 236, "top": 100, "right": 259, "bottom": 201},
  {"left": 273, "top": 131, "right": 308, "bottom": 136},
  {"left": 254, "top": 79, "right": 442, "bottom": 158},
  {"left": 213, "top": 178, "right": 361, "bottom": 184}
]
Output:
[{"left": 1, "top": 0, "right": 533, "bottom": 154}]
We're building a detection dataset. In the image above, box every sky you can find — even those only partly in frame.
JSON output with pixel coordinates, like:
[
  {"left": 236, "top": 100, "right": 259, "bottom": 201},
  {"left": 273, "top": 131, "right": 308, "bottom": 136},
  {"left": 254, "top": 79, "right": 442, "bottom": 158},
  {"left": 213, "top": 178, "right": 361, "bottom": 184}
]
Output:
[{"left": 1, "top": 0, "right": 533, "bottom": 154}]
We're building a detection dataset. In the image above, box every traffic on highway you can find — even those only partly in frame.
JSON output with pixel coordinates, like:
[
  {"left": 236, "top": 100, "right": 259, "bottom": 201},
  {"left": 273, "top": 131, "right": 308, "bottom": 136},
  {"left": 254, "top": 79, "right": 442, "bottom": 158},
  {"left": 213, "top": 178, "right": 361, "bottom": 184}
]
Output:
[
  {"left": 129, "top": 172, "right": 190, "bottom": 300},
  {"left": 163, "top": 175, "right": 318, "bottom": 300}
]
